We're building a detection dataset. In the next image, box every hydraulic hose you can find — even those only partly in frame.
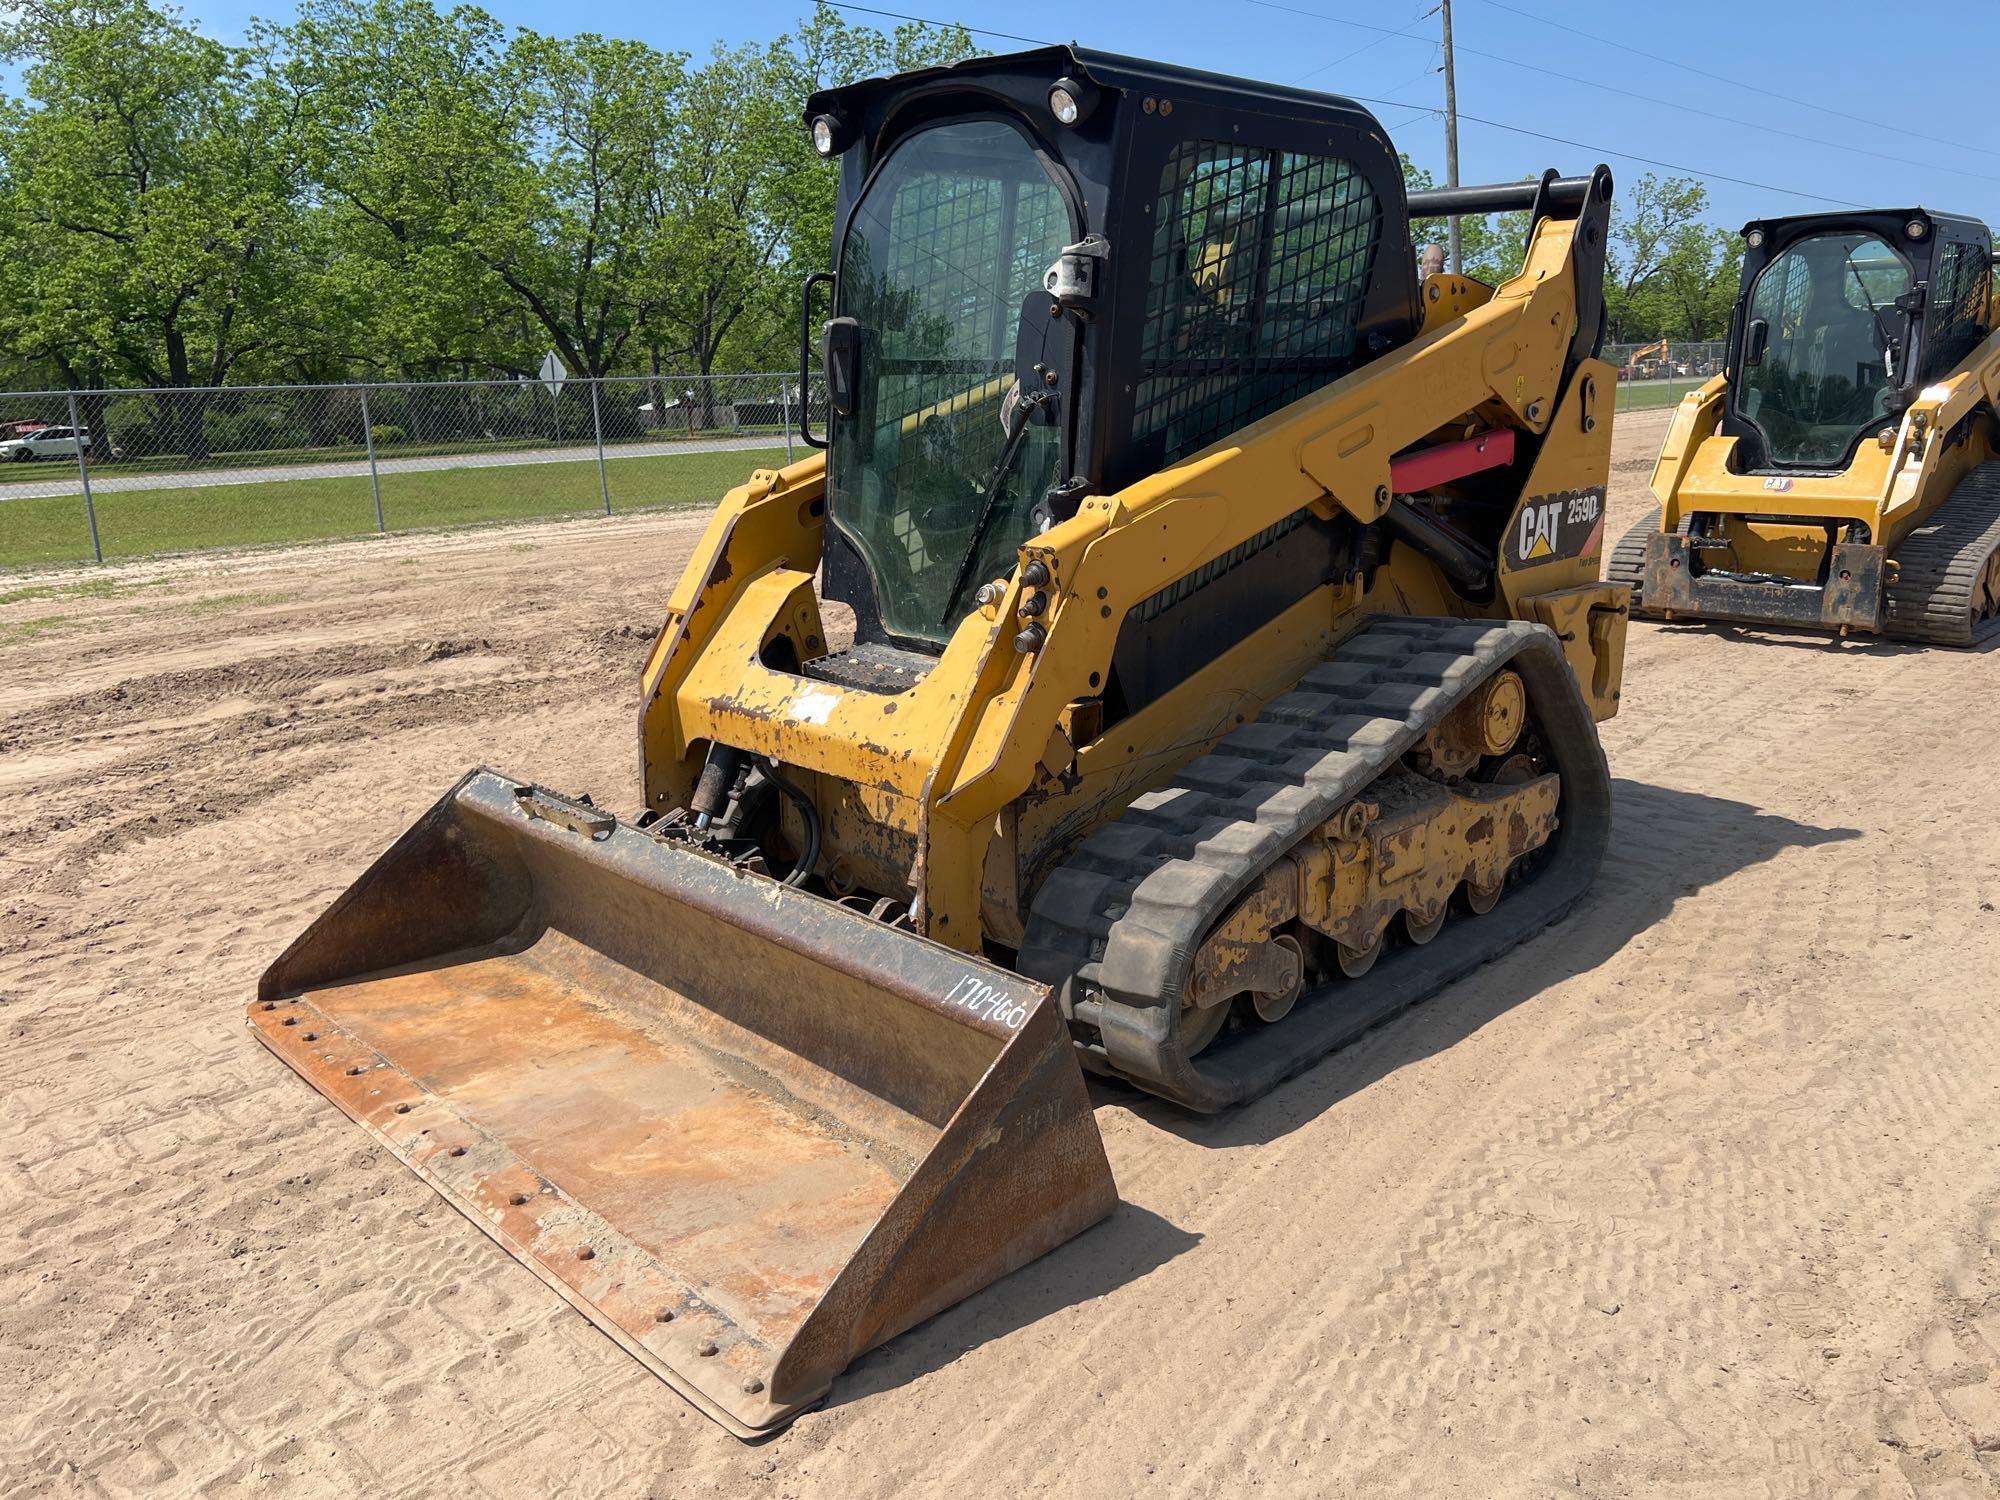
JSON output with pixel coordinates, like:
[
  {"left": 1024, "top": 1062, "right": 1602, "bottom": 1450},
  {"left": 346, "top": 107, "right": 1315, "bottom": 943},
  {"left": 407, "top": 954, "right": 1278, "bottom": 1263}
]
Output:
[{"left": 763, "top": 760, "right": 822, "bottom": 888}]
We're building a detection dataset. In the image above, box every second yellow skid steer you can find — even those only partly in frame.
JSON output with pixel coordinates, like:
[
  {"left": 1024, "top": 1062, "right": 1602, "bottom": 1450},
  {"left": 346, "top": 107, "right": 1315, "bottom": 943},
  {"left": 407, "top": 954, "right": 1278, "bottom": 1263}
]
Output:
[
  {"left": 253, "top": 47, "right": 1628, "bottom": 1435},
  {"left": 1612, "top": 209, "right": 2000, "bottom": 642}
]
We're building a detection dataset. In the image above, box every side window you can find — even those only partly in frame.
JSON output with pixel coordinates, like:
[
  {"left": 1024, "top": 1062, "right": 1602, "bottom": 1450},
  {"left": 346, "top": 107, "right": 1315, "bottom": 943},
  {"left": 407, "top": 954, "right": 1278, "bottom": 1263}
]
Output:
[
  {"left": 1923, "top": 241, "right": 1991, "bottom": 382},
  {"left": 1134, "top": 140, "right": 1381, "bottom": 465}
]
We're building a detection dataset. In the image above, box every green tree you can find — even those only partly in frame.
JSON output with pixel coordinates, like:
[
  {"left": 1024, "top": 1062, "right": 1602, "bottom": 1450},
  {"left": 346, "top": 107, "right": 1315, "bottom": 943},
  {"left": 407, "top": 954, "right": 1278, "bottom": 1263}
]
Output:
[
  {"left": 1402, "top": 157, "right": 1532, "bottom": 285},
  {"left": 502, "top": 30, "right": 688, "bottom": 377},
  {"left": 1651, "top": 223, "right": 1741, "bottom": 341},
  {"left": 1602, "top": 172, "right": 1730, "bottom": 342},
  {"left": 647, "top": 41, "right": 795, "bottom": 391},
  {"left": 0, "top": 0, "right": 316, "bottom": 450},
  {"left": 653, "top": 6, "right": 977, "bottom": 384},
  {"left": 5, "top": 1, "right": 1752, "bottom": 396},
  {"left": 265, "top": 0, "right": 541, "bottom": 378}
]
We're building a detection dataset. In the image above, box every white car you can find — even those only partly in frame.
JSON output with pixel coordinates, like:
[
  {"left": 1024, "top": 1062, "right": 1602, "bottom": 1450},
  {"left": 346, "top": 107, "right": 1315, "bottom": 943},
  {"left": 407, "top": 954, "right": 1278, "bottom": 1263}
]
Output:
[{"left": 0, "top": 425, "right": 88, "bottom": 460}]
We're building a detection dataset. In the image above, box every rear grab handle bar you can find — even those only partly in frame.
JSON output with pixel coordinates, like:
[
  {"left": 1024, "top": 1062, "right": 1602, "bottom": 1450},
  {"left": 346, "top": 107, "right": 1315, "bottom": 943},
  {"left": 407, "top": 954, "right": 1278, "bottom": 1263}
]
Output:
[{"left": 798, "top": 272, "right": 835, "bottom": 450}]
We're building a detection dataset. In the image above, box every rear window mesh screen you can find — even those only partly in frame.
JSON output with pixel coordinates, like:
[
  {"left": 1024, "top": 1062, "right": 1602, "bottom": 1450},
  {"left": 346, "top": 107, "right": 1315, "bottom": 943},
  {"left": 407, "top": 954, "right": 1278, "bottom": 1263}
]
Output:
[
  {"left": 1922, "top": 241, "right": 1991, "bottom": 382},
  {"left": 1135, "top": 142, "right": 1381, "bottom": 464},
  {"left": 883, "top": 173, "right": 1010, "bottom": 368}
]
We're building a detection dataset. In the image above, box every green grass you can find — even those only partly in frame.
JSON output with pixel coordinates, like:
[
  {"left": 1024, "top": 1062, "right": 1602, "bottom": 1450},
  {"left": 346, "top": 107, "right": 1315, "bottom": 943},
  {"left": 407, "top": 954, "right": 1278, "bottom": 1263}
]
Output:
[
  {"left": 182, "top": 589, "right": 298, "bottom": 615},
  {"left": 0, "top": 612, "right": 74, "bottom": 645},
  {"left": 1615, "top": 378, "right": 1706, "bottom": 412},
  {"left": 0, "top": 446, "right": 786, "bottom": 570},
  {"left": 0, "top": 574, "right": 174, "bottom": 605}
]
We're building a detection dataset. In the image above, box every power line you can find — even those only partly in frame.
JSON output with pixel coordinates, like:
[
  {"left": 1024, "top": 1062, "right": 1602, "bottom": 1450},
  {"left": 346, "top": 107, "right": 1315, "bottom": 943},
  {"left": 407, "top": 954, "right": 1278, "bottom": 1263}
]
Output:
[
  {"left": 1374, "top": 97, "right": 1869, "bottom": 209},
  {"left": 1379, "top": 103, "right": 1438, "bottom": 133},
  {"left": 1469, "top": 0, "right": 2000, "bottom": 167},
  {"left": 822, "top": 0, "right": 1868, "bottom": 210},
  {"left": 1377, "top": 53, "right": 1444, "bottom": 98},
  {"left": 821, "top": 1, "right": 1053, "bottom": 49},
  {"left": 1244, "top": 0, "right": 2000, "bottom": 190},
  {"left": 1290, "top": 27, "right": 1405, "bottom": 84},
  {"left": 1468, "top": 47, "right": 2000, "bottom": 188},
  {"left": 1292, "top": 1, "right": 1437, "bottom": 85},
  {"left": 1455, "top": 110, "right": 1866, "bottom": 208}
]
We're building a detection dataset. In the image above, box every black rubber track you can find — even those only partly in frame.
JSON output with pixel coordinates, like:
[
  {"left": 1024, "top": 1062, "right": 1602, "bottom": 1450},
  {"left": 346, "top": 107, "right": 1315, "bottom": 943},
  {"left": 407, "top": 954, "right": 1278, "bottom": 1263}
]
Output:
[
  {"left": 1016, "top": 618, "right": 1613, "bottom": 1113},
  {"left": 1605, "top": 509, "right": 1689, "bottom": 611},
  {"left": 1881, "top": 463, "right": 2000, "bottom": 647}
]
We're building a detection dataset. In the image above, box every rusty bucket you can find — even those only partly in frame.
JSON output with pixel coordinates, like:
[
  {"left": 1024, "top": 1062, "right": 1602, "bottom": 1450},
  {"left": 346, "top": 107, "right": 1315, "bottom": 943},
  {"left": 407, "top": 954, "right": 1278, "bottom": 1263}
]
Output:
[{"left": 250, "top": 770, "right": 1116, "bottom": 1437}]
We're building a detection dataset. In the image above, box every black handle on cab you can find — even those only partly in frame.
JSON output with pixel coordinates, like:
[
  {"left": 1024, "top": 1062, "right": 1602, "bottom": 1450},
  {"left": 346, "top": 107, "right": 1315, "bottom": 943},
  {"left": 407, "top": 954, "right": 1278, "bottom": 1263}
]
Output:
[
  {"left": 798, "top": 271, "right": 835, "bottom": 450},
  {"left": 1745, "top": 318, "right": 1769, "bottom": 368}
]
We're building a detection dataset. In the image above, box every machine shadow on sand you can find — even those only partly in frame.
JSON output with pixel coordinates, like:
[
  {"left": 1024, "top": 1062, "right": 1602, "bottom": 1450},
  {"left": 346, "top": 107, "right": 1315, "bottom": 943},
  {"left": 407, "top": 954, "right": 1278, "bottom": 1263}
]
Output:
[
  {"left": 1637, "top": 619, "right": 2000, "bottom": 657},
  {"left": 819, "top": 778, "right": 1856, "bottom": 1407},
  {"left": 821, "top": 1201, "right": 1201, "bottom": 1416}
]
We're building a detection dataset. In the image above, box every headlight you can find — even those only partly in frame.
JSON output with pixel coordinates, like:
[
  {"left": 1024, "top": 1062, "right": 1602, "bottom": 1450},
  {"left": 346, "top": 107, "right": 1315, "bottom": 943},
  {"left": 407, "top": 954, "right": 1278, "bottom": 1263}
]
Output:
[
  {"left": 1905, "top": 217, "right": 1928, "bottom": 240},
  {"left": 810, "top": 114, "right": 841, "bottom": 158},
  {"left": 1744, "top": 228, "right": 1764, "bottom": 249},
  {"left": 1048, "top": 76, "right": 1098, "bottom": 127}
]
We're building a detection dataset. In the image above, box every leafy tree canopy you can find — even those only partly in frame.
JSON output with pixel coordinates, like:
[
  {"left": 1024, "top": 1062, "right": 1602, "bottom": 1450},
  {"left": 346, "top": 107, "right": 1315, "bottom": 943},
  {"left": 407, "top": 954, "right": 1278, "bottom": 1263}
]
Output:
[{"left": 0, "top": 3, "right": 1736, "bottom": 394}]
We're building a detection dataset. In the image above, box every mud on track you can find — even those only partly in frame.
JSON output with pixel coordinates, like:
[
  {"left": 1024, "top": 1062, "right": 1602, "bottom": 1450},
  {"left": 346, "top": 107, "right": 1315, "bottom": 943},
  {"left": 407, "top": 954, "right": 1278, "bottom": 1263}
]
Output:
[{"left": 6, "top": 410, "right": 2000, "bottom": 1498}]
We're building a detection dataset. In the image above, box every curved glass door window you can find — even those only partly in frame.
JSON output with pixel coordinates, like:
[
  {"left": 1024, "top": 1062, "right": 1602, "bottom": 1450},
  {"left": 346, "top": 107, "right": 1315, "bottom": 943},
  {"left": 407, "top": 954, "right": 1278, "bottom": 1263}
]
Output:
[
  {"left": 830, "top": 119, "right": 1074, "bottom": 643},
  {"left": 1737, "top": 232, "right": 1910, "bottom": 467}
]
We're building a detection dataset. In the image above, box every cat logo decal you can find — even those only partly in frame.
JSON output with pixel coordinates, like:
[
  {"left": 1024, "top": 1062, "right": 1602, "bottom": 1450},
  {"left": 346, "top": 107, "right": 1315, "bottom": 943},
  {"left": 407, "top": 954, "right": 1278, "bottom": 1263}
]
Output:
[{"left": 1507, "top": 488, "right": 1606, "bottom": 569}]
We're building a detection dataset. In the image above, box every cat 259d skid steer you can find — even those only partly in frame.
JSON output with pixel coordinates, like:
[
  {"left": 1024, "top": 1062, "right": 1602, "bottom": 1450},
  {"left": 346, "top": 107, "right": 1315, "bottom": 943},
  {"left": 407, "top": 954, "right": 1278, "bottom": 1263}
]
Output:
[
  {"left": 1611, "top": 209, "right": 2000, "bottom": 642},
  {"left": 250, "top": 49, "right": 1628, "bottom": 1436}
]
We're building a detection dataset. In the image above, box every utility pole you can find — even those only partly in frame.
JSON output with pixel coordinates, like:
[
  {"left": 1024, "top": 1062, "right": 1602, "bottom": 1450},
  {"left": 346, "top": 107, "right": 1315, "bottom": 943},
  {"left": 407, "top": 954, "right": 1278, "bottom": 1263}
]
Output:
[{"left": 1441, "top": 0, "right": 1462, "bottom": 275}]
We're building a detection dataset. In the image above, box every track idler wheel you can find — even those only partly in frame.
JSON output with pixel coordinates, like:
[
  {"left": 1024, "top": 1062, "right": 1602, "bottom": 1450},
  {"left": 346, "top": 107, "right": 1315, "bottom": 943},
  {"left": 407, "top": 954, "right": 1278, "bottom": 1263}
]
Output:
[
  {"left": 1178, "top": 995, "right": 1230, "bottom": 1057},
  {"left": 1336, "top": 932, "right": 1382, "bottom": 978},
  {"left": 1403, "top": 904, "right": 1447, "bottom": 945},
  {"left": 1412, "top": 669, "right": 1527, "bottom": 778},
  {"left": 1248, "top": 934, "right": 1305, "bottom": 1023},
  {"left": 1462, "top": 878, "right": 1503, "bottom": 915}
]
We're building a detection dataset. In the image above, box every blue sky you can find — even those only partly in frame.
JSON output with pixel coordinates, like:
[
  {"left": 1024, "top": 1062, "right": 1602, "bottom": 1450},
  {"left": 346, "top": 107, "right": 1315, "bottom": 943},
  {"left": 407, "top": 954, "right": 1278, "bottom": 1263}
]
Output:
[{"left": 164, "top": 0, "right": 2000, "bottom": 232}]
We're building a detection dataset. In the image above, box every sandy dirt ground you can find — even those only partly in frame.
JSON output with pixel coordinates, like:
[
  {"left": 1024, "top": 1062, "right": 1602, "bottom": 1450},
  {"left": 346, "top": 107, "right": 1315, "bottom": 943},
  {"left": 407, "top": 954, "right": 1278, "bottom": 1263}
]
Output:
[{"left": 6, "top": 406, "right": 2000, "bottom": 1499}]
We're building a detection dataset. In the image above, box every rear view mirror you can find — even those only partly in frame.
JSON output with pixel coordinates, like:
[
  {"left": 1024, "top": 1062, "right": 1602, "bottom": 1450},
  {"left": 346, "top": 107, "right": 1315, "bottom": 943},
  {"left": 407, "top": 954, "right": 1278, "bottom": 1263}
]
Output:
[{"left": 1745, "top": 318, "right": 1769, "bottom": 368}]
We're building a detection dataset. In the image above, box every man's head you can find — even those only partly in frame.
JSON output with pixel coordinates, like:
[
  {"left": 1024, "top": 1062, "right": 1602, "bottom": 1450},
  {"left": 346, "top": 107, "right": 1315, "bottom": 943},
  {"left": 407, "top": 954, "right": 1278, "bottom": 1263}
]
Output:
[{"left": 1418, "top": 242, "right": 1445, "bottom": 279}]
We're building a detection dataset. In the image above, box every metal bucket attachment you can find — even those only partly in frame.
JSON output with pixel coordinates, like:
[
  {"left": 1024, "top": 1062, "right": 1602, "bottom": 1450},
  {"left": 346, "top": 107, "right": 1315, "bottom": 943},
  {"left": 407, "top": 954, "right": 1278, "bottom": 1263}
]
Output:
[{"left": 251, "top": 770, "right": 1116, "bottom": 1437}]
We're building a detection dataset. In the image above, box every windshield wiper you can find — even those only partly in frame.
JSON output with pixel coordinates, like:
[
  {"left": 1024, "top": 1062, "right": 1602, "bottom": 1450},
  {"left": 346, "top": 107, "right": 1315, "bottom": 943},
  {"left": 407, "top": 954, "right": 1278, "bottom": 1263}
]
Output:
[
  {"left": 939, "top": 391, "right": 1050, "bottom": 624},
  {"left": 1844, "top": 255, "right": 1900, "bottom": 381}
]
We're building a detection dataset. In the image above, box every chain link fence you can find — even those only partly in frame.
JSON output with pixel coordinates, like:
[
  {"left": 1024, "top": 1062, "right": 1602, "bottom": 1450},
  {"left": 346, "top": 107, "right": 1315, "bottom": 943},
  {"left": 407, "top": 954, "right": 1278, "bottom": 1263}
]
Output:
[
  {"left": 1603, "top": 340, "right": 1728, "bottom": 412},
  {"left": 0, "top": 373, "right": 828, "bottom": 569},
  {"left": 1, "top": 350, "right": 1731, "bottom": 570}
]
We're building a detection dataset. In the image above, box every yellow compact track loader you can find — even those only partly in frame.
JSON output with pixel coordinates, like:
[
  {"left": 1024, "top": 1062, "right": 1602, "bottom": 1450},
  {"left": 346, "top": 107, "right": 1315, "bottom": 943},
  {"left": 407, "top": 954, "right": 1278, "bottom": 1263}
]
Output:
[
  {"left": 252, "top": 48, "right": 1628, "bottom": 1435},
  {"left": 1612, "top": 210, "right": 2000, "bottom": 642}
]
